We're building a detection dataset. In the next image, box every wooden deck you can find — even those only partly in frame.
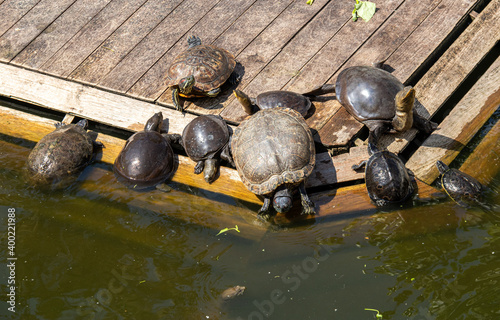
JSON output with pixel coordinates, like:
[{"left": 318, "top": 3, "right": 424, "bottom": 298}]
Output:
[{"left": 0, "top": 0, "right": 499, "bottom": 226}]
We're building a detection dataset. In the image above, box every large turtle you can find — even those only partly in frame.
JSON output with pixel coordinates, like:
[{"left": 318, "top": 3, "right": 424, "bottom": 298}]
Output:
[
  {"left": 231, "top": 108, "right": 316, "bottom": 220},
  {"left": 114, "top": 112, "right": 181, "bottom": 189},
  {"left": 336, "top": 63, "right": 437, "bottom": 146},
  {"left": 435, "top": 160, "right": 482, "bottom": 206},
  {"left": 27, "top": 119, "right": 102, "bottom": 187},
  {"left": 233, "top": 84, "right": 335, "bottom": 117},
  {"left": 352, "top": 143, "right": 415, "bottom": 206},
  {"left": 181, "top": 115, "right": 234, "bottom": 183},
  {"left": 167, "top": 36, "right": 238, "bottom": 112}
]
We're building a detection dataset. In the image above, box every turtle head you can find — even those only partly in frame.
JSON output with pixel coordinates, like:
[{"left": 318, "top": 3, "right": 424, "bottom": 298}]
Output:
[
  {"left": 435, "top": 160, "right": 450, "bottom": 175},
  {"left": 233, "top": 89, "right": 254, "bottom": 115},
  {"left": 145, "top": 112, "right": 163, "bottom": 132},
  {"left": 273, "top": 187, "right": 293, "bottom": 213},
  {"left": 179, "top": 75, "right": 195, "bottom": 94},
  {"left": 76, "top": 119, "right": 89, "bottom": 129},
  {"left": 393, "top": 86, "right": 415, "bottom": 132}
]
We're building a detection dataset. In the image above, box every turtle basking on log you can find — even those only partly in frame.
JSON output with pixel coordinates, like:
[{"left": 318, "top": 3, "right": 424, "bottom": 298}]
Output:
[
  {"left": 167, "top": 36, "right": 239, "bottom": 112},
  {"left": 335, "top": 62, "right": 437, "bottom": 147}
]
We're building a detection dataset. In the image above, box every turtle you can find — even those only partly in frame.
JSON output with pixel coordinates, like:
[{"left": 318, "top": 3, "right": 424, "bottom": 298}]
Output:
[
  {"left": 233, "top": 84, "right": 335, "bottom": 117},
  {"left": 167, "top": 35, "right": 238, "bottom": 112},
  {"left": 27, "top": 119, "right": 103, "bottom": 188},
  {"left": 335, "top": 62, "right": 437, "bottom": 147},
  {"left": 181, "top": 114, "right": 234, "bottom": 183},
  {"left": 231, "top": 108, "right": 316, "bottom": 220},
  {"left": 352, "top": 143, "right": 415, "bottom": 206},
  {"left": 221, "top": 285, "right": 246, "bottom": 301},
  {"left": 113, "top": 112, "right": 181, "bottom": 189},
  {"left": 435, "top": 160, "right": 483, "bottom": 206}
]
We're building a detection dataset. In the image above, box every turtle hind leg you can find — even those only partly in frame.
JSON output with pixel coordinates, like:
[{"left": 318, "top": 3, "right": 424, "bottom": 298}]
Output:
[
  {"left": 257, "top": 198, "right": 273, "bottom": 221},
  {"left": 205, "top": 87, "right": 221, "bottom": 98},
  {"left": 413, "top": 111, "right": 438, "bottom": 134},
  {"left": 187, "top": 35, "right": 202, "bottom": 48},
  {"left": 220, "top": 144, "right": 235, "bottom": 167},
  {"left": 299, "top": 183, "right": 316, "bottom": 215}
]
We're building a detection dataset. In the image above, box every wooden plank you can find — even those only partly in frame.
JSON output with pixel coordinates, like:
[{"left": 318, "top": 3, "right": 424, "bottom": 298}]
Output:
[
  {"left": 39, "top": 0, "right": 148, "bottom": 78},
  {"left": 406, "top": 54, "right": 500, "bottom": 183},
  {"left": 311, "top": 0, "right": 477, "bottom": 147},
  {"left": 382, "top": 0, "right": 500, "bottom": 153},
  {"left": 0, "top": 0, "right": 41, "bottom": 37},
  {"left": 68, "top": 0, "right": 183, "bottom": 84},
  {"left": 0, "top": 0, "right": 76, "bottom": 62},
  {"left": 126, "top": 0, "right": 263, "bottom": 101},
  {"left": 172, "top": 0, "right": 331, "bottom": 115},
  {"left": 0, "top": 62, "right": 198, "bottom": 134},
  {"left": 97, "top": 0, "right": 222, "bottom": 93},
  {"left": 11, "top": 0, "right": 114, "bottom": 69}
]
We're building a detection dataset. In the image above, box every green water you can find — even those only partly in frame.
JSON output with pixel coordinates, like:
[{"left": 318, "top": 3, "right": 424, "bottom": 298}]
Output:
[{"left": 1, "top": 128, "right": 499, "bottom": 320}]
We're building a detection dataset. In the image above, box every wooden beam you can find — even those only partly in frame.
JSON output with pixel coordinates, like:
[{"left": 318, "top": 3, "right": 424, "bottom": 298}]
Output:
[{"left": 406, "top": 54, "right": 500, "bottom": 183}]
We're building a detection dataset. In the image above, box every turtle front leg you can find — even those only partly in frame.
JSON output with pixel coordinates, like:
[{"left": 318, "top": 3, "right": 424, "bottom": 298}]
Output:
[
  {"left": 205, "top": 87, "right": 221, "bottom": 98},
  {"left": 368, "top": 122, "right": 391, "bottom": 148},
  {"left": 172, "top": 87, "right": 183, "bottom": 111},
  {"left": 257, "top": 197, "right": 273, "bottom": 221},
  {"left": 298, "top": 182, "right": 315, "bottom": 215},
  {"left": 194, "top": 160, "right": 205, "bottom": 175}
]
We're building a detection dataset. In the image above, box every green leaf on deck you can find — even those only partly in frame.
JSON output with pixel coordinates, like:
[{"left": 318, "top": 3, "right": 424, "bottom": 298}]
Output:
[
  {"left": 306, "top": 0, "right": 314, "bottom": 4},
  {"left": 352, "top": 1, "right": 376, "bottom": 22}
]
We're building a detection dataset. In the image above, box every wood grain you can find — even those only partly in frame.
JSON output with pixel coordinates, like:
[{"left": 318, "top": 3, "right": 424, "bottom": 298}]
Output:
[{"left": 0, "top": 0, "right": 41, "bottom": 37}]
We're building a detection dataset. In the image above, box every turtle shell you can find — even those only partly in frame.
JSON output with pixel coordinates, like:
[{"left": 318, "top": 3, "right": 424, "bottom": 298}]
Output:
[
  {"left": 182, "top": 115, "right": 229, "bottom": 161},
  {"left": 256, "top": 91, "right": 311, "bottom": 117},
  {"left": 365, "top": 151, "right": 414, "bottom": 205},
  {"left": 27, "top": 120, "right": 95, "bottom": 186},
  {"left": 167, "top": 44, "right": 236, "bottom": 96},
  {"left": 114, "top": 114, "right": 174, "bottom": 189},
  {"left": 231, "top": 108, "right": 315, "bottom": 195},
  {"left": 436, "top": 161, "right": 482, "bottom": 203},
  {"left": 336, "top": 66, "right": 404, "bottom": 121}
]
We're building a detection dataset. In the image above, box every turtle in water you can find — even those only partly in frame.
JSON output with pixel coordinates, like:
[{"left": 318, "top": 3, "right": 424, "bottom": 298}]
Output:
[
  {"left": 181, "top": 115, "right": 234, "bottom": 183},
  {"left": 336, "top": 62, "right": 437, "bottom": 147},
  {"left": 27, "top": 119, "right": 103, "bottom": 188},
  {"left": 352, "top": 143, "right": 415, "bottom": 206},
  {"left": 167, "top": 35, "right": 238, "bottom": 112},
  {"left": 114, "top": 112, "right": 181, "bottom": 189},
  {"left": 233, "top": 84, "right": 335, "bottom": 117},
  {"left": 231, "top": 108, "right": 316, "bottom": 220},
  {"left": 435, "top": 160, "right": 483, "bottom": 206},
  {"left": 221, "top": 285, "right": 245, "bottom": 301}
]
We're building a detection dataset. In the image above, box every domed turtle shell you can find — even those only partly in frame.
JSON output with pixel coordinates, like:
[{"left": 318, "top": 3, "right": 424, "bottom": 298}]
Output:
[
  {"left": 182, "top": 115, "right": 230, "bottom": 161},
  {"left": 27, "top": 119, "right": 99, "bottom": 186},
  {"left": 436, "top": 160, "right": 482, "bottom": 205},
  {"left": 231, "top": 108, "right": 315, "bottom": 195},
  {"left": 336, "top": 66, "right": 403, "bottom": 122},
  {"left": 353, "top": 144, "right": 414, "bottom": 206},
  {"left": 167, "top": 40, "right": 235, "bottom": 97},
  {"left": 114, "top": 113, "right": 175, "bottom": 189}
]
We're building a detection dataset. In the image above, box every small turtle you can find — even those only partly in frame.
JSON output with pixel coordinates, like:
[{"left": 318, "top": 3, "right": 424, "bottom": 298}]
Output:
[
  {"left": 27, "top": 119, "right": 102, "bottom": 187},
  {"left": 233, "top": 84, "right": 335, "bottom": 117},
  {"left": 167, "top": 36, "right": 238, "bottom": 111},
  {"left": 114, "top": 112, "right": 181, "bottom": 189},
  {"left": 336, "top": 62, "right": 437, "bottom": 147},
  {"left": 221, "top": 285, "right": 245, "bottom": 301},
  {"left": 352, "top": 143, "right": 415, "bottom": 206},
  {"left": 231, "top": 108, "right": 316, "bottom": 220},
  {"left": 181, "top": 115, "right": 234, "bottom": 183},
  {"left": 435, "top": 160, "right": 482, "bottom": 206}
]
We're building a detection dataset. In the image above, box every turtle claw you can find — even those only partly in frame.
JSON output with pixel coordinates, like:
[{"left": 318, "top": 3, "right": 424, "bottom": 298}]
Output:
[
  {"left": 301, "top": 200, "right": 316, "bottom": 216},
  {"left": 194, "top": 161, "right": 204, "bottom": 175}
]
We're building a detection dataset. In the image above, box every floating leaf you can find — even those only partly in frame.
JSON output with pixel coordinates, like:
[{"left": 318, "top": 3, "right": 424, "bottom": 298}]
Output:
[
  {"left": 216, "top": 225, "right": 240, "bottom": 236},
  {"left": 365, "top": 308, "right": 383, "bottom": 319},
  {"left": 352, "top": 1, "right": 376, "bottom": 22},
  {"left": 306, "top": 0, "right": 314, "bottom": 4}
]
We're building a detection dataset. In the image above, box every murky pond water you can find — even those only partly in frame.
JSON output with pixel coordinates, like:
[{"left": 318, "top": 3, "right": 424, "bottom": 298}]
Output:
[{"left": 1, "top": 117, "right": 499, "bottom": 320}]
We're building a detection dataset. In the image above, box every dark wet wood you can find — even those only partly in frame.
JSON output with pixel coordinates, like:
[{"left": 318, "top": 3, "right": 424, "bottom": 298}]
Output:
[
  {"left": 12, "top": 0, "right": 113, "bottom": 69},
  {"left": 0, "top": 0, "right": 76, "bottom": 61}
]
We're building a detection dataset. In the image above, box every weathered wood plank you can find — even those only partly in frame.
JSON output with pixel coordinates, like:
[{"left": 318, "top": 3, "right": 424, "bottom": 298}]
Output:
[
  {"left": 176, "top": 0, "right": 331, "bottom": 115},
  {"left": 0, "top": 0, "right": 41, "bottom": 38},
  {"left": 406, "top": 54, "right": 500, "bottom": 183},
  {"left": 0, "top": 62, "right": 197, "bottom": 134},
  {"left": 97, "top": 0, "right": 222, "bottom": 93},
  {"left": 11, "top": 0, "right": 112, "bottom": 69},
  {"left": 68, "top": 0, "right": 183, "bottom": 84},
  {"left": 127, "top": 0, "right": 262, "bottom": 101},
  {"left": 39, "top": 0, "right": 148, "bottom": 78},
  {"left": 382, "top": 0, "right": 500, "bottom": 153},
  {"left": 0, "top": 0, "right": 76, "bottom": 62}
]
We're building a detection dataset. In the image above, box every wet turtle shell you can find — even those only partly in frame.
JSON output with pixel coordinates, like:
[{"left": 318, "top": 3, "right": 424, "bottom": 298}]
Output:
[
  {"left": 353, "top": 144, "right": 415, "bottom": 206},
  {"left": 234, "top": 90, "right": 311, "bottom": 117},
  {"left": 27, "top": 119, "right": 100, "bottom": 187},
  {"left": 336, "top": 65, "right": 436, "bottom": 146},
  {"left": 181, "top": 115, "right": 233, "bottom": 183},
  {"left": 231, "top": 108, "right": 316, "bottom": 219},
  {"left": 167, "top": 36, "right": 236, "bottom": 112},
  {"left": 114, "top": 112, "right": 175, "bottom": 189},
  {"left": 436, "top": 160, "right": 482, "bottom": 206}
]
